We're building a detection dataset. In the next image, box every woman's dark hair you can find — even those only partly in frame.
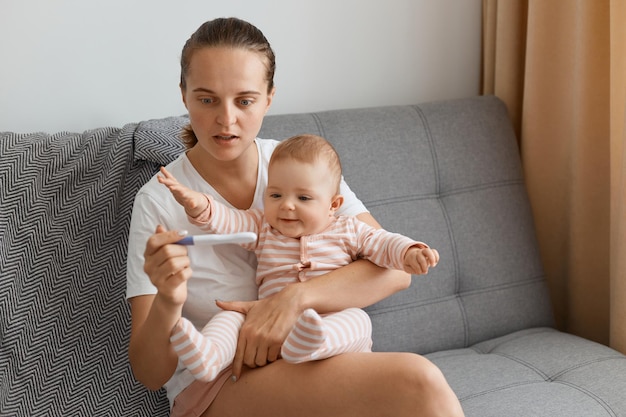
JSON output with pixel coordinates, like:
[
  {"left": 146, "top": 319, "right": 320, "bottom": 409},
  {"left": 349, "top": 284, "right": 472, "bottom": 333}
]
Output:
[{"left": 180, "top": 17, "right": 276, "bottom": 147}]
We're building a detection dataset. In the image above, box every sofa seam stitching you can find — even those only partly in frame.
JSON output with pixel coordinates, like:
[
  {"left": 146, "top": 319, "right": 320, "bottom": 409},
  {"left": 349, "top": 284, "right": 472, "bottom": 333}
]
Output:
[
  {"left": 412, "top": 104, "right": 470, "bottom": 347},
  {"left": 366, "top": 277, "right": 546, "bottom": 316},
  {"left": 551, "top": 356, "right": 626, "bottom": 380},
  {"left": 311, "top": 113, "right": 327, "bottom": 138},
  {"left": 459, "top": 379, "right": 618, "bottom": 416},
  {"left": 552, "top": 380, "right": 618, "bottom": 416},
  {"left": 362, "top": 179, "right": 524, "bottom": 208}
]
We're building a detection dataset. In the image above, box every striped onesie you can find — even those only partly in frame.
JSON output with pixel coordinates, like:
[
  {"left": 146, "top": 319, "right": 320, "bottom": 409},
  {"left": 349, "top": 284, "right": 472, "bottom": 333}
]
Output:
[{"left": 170, "top": 194, "right": 427, "bottom": 382}]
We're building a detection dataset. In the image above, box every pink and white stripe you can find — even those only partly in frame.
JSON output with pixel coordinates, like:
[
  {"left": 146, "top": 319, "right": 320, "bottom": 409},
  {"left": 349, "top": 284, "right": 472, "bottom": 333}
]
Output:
[
  {"left": 170, "top": 312, "right": 244, "bottom": 382},
  {"left": 281, "top": 308, "right": 372, "bottom": 363}
]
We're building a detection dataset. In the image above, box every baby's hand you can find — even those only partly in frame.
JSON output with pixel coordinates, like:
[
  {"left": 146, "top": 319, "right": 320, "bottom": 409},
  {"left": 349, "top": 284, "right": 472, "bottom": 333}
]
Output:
[
  {"left": 157, "top": 167, "right": 209, "bottom": 218},
  {"left": 403, "top": 246, "right": 440, "bottom": 275}
]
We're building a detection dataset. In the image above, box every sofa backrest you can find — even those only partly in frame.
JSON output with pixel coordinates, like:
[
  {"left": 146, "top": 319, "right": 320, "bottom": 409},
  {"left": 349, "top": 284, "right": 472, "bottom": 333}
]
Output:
[
  {"left": 0, "top": 96, "right": 553, "bottom": 416},
  {"left": 258, "top": 96, "right": 554, "bottom": 353}
]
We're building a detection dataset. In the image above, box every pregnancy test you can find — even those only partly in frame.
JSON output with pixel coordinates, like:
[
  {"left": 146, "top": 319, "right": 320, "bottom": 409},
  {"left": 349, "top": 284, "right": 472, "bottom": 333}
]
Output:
[{"left": 176, "top": 232, "right": 257, "bottom": 246}]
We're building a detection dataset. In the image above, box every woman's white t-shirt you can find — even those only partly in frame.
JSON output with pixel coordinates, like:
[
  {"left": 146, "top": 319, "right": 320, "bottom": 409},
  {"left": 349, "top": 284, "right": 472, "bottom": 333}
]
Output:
[{"left": 126, "top": 138, "right": 367, "bottom": 406}]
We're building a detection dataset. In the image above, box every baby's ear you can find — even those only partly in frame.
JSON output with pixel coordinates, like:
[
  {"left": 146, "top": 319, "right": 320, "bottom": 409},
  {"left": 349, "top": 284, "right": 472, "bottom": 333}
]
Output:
[{"left": 330, "top": 194, "right": 344, "bottom": 214}]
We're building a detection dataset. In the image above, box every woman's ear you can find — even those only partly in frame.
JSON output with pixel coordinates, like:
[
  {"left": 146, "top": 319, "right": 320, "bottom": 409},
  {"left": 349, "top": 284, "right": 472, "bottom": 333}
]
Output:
[
  {"left": 180, "top": 84, "right": 189, "bottom": 109},
  {"left": 265, "top": 87, "right": 276, "bottom": 114}
]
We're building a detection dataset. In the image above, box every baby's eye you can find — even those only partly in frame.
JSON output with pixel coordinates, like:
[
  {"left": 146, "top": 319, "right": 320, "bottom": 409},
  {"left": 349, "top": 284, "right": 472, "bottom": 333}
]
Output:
[
  {"left": 298, "top": 196, "right": 311, "bottom": 201},
  {"left": 270, "top": 193, "right": 281, "bottom": 199}
]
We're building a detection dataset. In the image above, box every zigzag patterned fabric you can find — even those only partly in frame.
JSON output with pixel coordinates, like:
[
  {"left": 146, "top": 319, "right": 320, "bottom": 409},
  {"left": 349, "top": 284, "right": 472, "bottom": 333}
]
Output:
[{"left": 0, "top": 117, "right": 187, "bottom": 416}]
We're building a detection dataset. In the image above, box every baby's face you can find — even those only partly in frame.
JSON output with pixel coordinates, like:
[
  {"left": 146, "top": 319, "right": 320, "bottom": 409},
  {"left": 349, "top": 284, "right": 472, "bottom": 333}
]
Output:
[{"left": 264, "top": 158, "right": 341, "bottom": 238}]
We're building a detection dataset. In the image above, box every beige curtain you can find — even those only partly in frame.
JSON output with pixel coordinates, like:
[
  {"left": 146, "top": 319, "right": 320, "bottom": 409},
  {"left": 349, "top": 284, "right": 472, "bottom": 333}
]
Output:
[{"left": 482, "top": 0, "right": 626, "bottom": 353}]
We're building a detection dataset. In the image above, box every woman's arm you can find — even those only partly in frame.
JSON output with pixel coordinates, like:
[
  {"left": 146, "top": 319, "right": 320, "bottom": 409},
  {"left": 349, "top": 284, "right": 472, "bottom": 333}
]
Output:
[
  {"left": 304, "top": 211, "right": 412, "bottom": 310},
  {"left": 129, "top": 295, "right": 180, "bottom": 389},
  {"left": 220, "top": 211, "right": 411, "bottom": 379},
  {"left": 128, "top": 226, "right": 192, "bottom": 389}
]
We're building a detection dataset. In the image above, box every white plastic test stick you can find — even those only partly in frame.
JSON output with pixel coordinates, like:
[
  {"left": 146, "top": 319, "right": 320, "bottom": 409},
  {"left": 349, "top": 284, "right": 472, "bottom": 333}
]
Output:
[{"left": 176, "top": 232, "right": 257, "bottom": 246}]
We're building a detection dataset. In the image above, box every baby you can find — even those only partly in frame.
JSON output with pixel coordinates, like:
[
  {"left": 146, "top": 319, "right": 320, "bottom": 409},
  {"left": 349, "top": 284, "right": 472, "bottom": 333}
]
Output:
[{"left": 159, "top": 134, "right": 439, "bottom": 382}]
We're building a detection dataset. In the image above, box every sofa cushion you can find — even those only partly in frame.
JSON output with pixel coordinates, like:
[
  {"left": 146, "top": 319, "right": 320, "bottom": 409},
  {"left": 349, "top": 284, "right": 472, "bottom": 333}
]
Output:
[{"left": 428, "top": 328, "right": 626, "bottom": 416}]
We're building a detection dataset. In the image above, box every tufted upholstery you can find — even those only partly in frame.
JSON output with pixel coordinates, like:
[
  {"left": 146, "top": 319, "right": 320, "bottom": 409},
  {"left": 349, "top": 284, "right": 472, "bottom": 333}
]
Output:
[{"left": 1, "top": 96, "right": 625, "bottom": 416}]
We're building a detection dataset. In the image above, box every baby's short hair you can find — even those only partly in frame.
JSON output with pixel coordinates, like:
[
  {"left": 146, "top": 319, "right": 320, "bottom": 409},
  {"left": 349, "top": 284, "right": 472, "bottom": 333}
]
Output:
[{"left": 270, "top": 134, "right": 342, "bottom": 193}]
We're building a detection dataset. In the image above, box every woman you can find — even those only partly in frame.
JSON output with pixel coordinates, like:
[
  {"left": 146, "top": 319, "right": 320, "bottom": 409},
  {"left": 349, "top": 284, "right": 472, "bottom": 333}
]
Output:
[{"left": 126, "top": 17, "right": 464, "bottom": 417}]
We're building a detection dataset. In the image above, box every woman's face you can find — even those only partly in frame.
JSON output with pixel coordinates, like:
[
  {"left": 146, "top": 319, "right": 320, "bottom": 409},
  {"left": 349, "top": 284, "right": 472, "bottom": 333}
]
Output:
[{"left": 181, "top": 46, "right": 275, "bottom": 163}]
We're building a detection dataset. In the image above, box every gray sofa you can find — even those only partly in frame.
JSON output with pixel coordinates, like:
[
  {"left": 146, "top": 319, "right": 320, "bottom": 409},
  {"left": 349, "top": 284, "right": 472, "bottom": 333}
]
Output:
[{"left": 1, "top": 96, "right": 625, "bottom": 416}]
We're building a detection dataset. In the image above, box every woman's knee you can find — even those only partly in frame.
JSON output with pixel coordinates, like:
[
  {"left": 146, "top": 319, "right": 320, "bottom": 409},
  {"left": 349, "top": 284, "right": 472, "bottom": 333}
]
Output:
[
  {"left": 390, "top": 353, "right": 464, "bottom": 416},
  {"left": 400, "top": 354, "right": 446, "bottom": 387}
]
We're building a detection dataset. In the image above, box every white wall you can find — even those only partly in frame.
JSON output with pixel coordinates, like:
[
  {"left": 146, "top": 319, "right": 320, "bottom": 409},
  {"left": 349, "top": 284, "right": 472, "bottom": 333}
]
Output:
[{"left": 0, "top": 0, "right": 482, "bottom": 133}]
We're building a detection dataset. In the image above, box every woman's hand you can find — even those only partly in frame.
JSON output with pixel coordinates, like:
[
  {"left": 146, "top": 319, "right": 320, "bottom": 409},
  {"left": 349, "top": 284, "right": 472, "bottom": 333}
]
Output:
[
  {"left": 216, "top": 284, "right": 305, "bottom": 380},
  {"left": 129, "top": 225, "right": 193, "bottom": 389},
  {"left": 143, "top": 225, "right": 192, "bottom": 307}
]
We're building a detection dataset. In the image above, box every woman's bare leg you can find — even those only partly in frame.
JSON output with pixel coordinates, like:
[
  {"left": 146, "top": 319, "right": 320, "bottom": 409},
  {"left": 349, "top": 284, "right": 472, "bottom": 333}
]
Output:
[{"left": 205, "top": 352, "right": 464, "bottom": 417}]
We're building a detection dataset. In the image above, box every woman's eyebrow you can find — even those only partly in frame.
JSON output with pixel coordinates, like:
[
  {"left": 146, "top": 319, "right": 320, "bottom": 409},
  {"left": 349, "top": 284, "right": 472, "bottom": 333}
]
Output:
[
  {"left": 238, "top": 90, "right": 262, "bottom": 95},
  {"left": 192, "top": 87, "right": 262, "bottom": 95}
]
